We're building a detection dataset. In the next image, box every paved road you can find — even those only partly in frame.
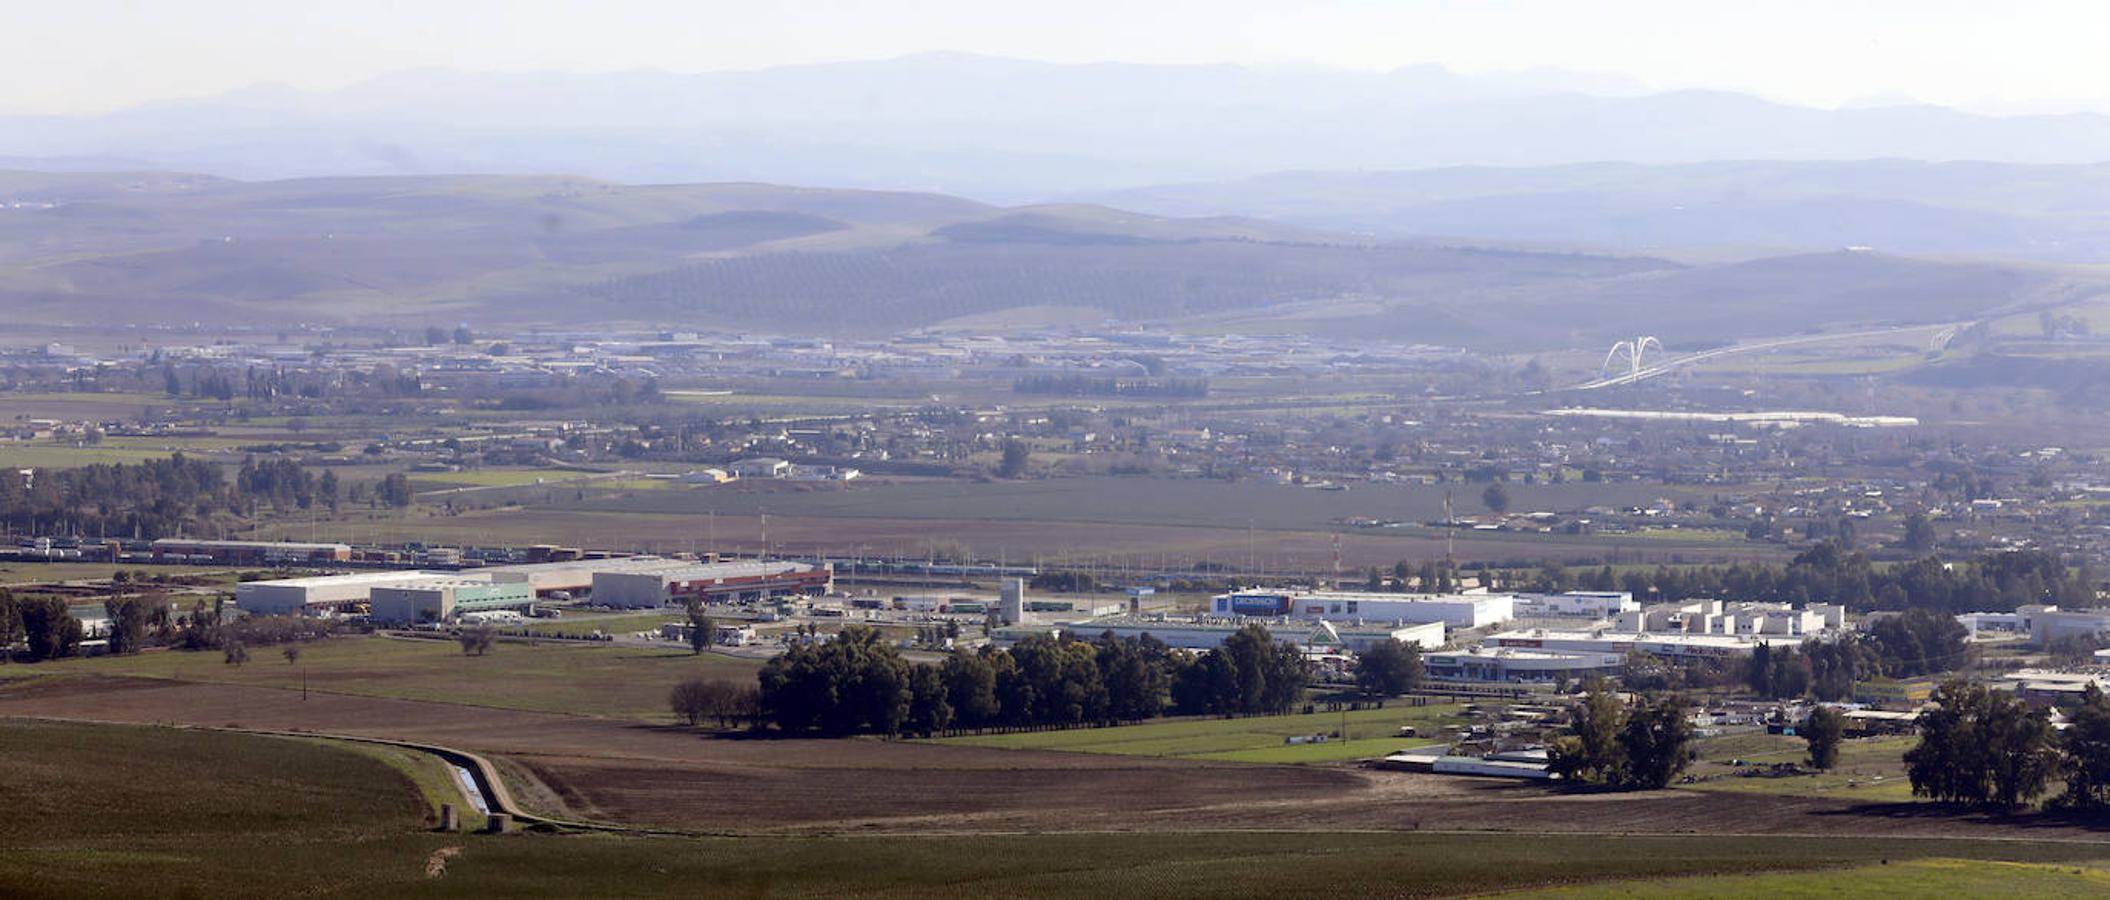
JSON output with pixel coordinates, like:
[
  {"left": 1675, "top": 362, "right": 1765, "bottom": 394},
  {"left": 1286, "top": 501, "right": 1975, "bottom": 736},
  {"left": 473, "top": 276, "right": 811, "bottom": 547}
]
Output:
[{"left": 1570, "top": 322, "right": 1963, "bottom": 390}]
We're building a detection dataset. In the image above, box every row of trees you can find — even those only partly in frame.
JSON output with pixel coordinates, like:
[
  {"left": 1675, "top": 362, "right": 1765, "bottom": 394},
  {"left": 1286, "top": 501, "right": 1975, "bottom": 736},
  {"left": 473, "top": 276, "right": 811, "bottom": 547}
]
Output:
[
  {"left": 1500, "top": 543, "right": 2094, "bottom": 614},
  {"left": 669, "top": 677, "right": 762, "bottom": 728},
  {"left": 754, "top": 625, "right": 1312, "bottom": 737},
  {"left": 0, "top": 454, "right": 361, "bottom": 538},
  {"left": 1, "top": 590, "right": 332, "bottom": 663}
]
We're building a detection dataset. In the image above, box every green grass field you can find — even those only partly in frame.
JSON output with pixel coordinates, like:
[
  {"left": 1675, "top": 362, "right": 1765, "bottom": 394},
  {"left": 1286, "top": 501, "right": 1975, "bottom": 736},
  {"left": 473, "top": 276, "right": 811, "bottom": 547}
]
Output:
[
  {"left": 550, "top": 477, "right": 1687, "bottom": 532},
  {"left": 1681, "top": 732, "right": 1917, "bottom": 802},
  {"left": 0, "top": 561, "right": 244, "bottom": 585},
  {"left": 409, "top": 467, "right": 615, "bottom": 490},
  {"left": 1528, "top": 858, "right": 2110, "bottom": 898},
  {"left": 934, "top": 703, "right": 1464, "bottom": 765},
  {"left": 0, "top": 444, "right": 193, "bottom": 469},
  {"left": 1, "top": 634, "right": 757, "bottom": 721},
  {"left": 522, "top": 611, "right": 676, "bottom": 638}
]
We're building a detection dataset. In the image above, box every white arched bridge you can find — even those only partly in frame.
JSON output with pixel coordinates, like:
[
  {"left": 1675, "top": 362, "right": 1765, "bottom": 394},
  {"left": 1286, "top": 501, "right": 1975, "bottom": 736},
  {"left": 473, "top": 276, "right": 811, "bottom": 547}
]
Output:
[{"left": 1569, "top": 322, "right": 1971, "bottom": 391}]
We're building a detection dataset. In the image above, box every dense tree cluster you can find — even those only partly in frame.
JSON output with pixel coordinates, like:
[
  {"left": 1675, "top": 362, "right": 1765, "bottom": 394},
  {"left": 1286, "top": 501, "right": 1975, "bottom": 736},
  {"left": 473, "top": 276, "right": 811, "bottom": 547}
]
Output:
[
  {"left": 0, "top": 454, "right": 342, "bottom": 539},
  {"left": 1906, "top": 681, "right": 2059, "bottom": 808},
  {"left": 756, "top": 624, "right": 1310, "bottom": 737},
  {"left": 1803, "top": 706, "right": 1846, "bottom": 770},
  {"left": 1546, "top": 687, "right": 1694, "bottom": 790},
  {"left": 1513, "top": 542, "right": 2094, "bottom": 614},
  {"left": 1353, "top": 639, "right": 1425, "bottom": 697},
  {"left": 4, "top": 593, "right": 82, "bottom": 662},
  {"left": 1745, "top": 609, "right": 1972, "bottom": 702}
]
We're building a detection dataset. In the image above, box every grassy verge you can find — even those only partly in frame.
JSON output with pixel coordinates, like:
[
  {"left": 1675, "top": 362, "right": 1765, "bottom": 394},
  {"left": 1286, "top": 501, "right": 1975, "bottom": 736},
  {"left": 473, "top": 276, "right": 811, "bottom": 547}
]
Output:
[
  {"left": 324, "top": 739, "right": 489, "bottom": 833},
  {"left": 522, "top": 611, "right": 677, "bottom": 638}
]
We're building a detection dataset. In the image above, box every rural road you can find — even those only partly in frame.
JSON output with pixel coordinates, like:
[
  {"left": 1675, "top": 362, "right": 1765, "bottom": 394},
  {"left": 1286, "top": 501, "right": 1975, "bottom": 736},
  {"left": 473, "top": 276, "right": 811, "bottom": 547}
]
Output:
[{"left": 413, "top": 469, "right": 639, "bottom": 499}]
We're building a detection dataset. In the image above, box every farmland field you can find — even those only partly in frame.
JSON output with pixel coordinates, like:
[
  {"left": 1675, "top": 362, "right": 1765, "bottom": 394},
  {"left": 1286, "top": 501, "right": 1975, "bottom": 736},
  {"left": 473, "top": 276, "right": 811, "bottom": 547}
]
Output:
[
  {"left": 0, "top": 718, "right": 447, "bottom": 899},
  {"left": 245, "top": 488, "right": 1784, "bottom": 569},
  {"left": 4, "top": 718, "right": 2108, "bottom": 900},
  {"left": 0, "top": 634, "right": 757, "bottom": 721},
  {"left": 1527, "top": 858, "right": 2110, "bottom": 898},
  {"left": 11, "top": 676, "right": 2110, "bottom": 843},
  {"left": 553, "top": 477, "right": 1687, "bottom": 532},
  {"left": 935, "top": 703, "right": 1465, "bottom": 765}
]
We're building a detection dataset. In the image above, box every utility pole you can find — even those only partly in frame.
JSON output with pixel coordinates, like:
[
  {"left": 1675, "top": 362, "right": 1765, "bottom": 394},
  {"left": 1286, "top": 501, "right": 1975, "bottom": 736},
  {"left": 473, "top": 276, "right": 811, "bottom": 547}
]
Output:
[{"left": 1443, "top": 490, "right": 1455, "bottom": 575}]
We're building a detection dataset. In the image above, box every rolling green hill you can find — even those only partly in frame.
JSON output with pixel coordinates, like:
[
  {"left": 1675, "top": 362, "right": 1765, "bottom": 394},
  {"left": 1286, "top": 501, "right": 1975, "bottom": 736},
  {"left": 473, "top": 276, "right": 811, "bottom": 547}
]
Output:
[{"left": 0, "top": 170, "right": 2088, "bottom": 347}]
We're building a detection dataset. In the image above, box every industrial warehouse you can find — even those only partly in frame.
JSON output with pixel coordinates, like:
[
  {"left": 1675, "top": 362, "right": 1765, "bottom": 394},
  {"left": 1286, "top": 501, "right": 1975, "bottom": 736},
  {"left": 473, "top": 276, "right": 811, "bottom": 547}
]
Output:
[
  {"left": 235, "top": 556, "right": 833, "bottom": 624},
  {"left": 1002, "top": 617, "right": 1447, "bottom": 655},
  {"left": 1210, "top": 590, "right": 1516, "bottom": 628}
]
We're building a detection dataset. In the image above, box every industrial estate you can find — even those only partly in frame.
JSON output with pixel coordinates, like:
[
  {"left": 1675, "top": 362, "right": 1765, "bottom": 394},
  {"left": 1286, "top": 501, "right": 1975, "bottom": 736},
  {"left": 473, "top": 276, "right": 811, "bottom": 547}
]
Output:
[{"left": 17, "top": 9, "right": 2110, "bottom": 897}]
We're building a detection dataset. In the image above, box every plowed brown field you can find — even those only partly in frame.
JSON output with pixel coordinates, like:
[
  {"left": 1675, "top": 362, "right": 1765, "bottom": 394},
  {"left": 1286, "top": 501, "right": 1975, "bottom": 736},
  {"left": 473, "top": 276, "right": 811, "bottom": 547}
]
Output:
[{"left": 3, "top": 675, "right": 2104, "bottom": 841}]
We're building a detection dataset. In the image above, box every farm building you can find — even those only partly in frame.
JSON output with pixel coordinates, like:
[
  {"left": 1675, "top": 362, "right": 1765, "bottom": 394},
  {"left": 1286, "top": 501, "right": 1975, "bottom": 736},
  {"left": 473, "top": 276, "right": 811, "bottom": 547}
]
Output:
[
  {"left": 590, "top": 560, "right": 833, "bottom": 608},
  {"left": 1213, "top": 590, "right": 1514, "bottom": 629}
]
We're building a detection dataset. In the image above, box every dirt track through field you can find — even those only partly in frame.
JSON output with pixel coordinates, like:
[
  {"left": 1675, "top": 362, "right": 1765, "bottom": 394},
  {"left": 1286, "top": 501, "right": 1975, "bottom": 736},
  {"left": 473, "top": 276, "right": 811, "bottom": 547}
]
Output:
[{"left": 7, "top": 675, "right": 2110, "bottom": 841}]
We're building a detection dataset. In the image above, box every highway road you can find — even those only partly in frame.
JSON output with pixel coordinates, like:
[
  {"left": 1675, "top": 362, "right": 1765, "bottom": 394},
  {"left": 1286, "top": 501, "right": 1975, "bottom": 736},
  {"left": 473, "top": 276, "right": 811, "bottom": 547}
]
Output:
[{"left": 1569, "top": 321, "right": 1965, "bottom": 390}]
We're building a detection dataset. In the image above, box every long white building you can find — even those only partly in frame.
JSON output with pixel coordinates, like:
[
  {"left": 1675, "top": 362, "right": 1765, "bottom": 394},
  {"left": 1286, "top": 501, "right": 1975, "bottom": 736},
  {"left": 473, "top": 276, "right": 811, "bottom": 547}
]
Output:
[
  {"left": 1514, "top": 591, "right": 1641, "bottom": 618},
  {"left": 1483, "top": 628, "right": 1765, "bottom": 659},
  {"left": 590, "top": 560, "right": 833, "bottom": 608},
  {"left": 999, "top": 617, "right": 1445, "bottom": 654},
  {"left": 237, "top": 571, "right": 464, "bottom": 615},
  {"left": 2017, "top": 605, "right": 2110, "bottom": 647},
  {"left": 1212, "top": 590, "right": 1514, "bottom": 629}
]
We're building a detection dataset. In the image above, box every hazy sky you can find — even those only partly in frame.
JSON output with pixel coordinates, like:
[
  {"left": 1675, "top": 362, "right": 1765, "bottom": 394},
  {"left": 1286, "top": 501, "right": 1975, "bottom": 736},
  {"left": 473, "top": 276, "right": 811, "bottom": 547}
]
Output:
[{"left": 10, "top": 0, "right": 2110, "bottom": 115}]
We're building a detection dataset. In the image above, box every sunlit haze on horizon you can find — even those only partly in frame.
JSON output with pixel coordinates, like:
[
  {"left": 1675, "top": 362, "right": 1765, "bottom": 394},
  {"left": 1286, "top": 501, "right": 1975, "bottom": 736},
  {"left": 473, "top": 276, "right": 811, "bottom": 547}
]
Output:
[{"left": 9, "top": 0, "right": 2110, "bottom": 116}]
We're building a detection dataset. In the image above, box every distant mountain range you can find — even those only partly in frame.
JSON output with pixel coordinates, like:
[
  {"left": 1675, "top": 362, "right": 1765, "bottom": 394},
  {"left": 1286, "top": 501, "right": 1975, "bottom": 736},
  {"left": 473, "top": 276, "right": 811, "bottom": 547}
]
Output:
[
  {"left": 12, "top": 55, "right": 2110, "bottom": 201},
  {"left": 0, "top": 170, "right": 2087, "bottom": 348}
]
